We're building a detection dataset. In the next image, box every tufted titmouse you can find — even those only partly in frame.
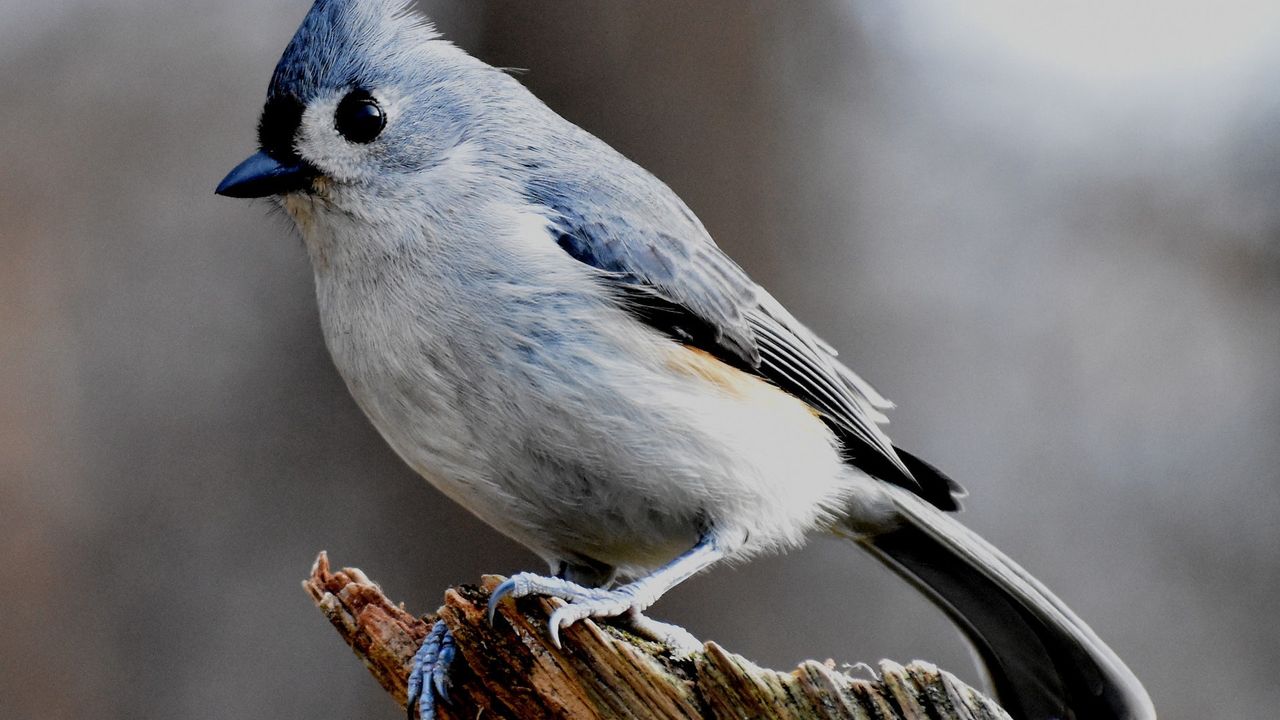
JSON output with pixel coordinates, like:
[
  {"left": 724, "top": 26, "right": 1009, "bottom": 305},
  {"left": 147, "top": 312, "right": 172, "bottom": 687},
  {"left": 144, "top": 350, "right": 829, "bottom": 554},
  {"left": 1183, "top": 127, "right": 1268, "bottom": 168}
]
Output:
[{"left": 216, "top": 2, "right": 1155, "bottom": 719}]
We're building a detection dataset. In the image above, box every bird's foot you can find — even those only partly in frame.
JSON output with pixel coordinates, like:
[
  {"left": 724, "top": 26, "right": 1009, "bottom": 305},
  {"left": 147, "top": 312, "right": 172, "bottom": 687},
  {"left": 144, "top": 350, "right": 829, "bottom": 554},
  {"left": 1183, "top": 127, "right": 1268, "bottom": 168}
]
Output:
[
  {"left": 488, "top": 539, "right": 720, "bottom": 652},
  {"left": 488, "top": 572, "right": 673, "bottom": 648},
  {"left": 405, "top": 619, "right": 455, "bottom": 720}
]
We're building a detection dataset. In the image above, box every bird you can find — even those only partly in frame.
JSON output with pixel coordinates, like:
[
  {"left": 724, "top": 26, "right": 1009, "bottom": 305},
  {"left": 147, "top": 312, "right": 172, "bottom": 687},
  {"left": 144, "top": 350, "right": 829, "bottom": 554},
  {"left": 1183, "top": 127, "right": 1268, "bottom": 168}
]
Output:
[{"left": 216, "top": 2, "right": 1155, "bottom": 719}]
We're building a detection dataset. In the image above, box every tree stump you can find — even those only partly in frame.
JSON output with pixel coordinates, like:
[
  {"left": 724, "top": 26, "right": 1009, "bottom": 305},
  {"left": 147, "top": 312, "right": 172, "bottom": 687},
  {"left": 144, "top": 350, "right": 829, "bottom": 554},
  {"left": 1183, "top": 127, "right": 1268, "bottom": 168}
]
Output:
[{"left": 303, "top": 552, "right": 1010, "bottom": 719}]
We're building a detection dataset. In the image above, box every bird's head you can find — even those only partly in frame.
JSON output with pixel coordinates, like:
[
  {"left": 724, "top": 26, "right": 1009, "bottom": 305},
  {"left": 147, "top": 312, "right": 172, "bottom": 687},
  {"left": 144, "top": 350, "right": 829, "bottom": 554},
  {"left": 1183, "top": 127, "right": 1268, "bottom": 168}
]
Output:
[{"left": 216, "top": 0, "right": 523, "bottom": 228}]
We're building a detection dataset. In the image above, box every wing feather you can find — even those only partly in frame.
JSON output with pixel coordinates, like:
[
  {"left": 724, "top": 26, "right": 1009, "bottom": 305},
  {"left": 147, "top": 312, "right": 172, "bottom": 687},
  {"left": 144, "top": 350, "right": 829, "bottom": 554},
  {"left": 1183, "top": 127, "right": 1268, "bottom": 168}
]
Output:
[{"left": 525, "top": 174, "right": 960, "bottom": 504}]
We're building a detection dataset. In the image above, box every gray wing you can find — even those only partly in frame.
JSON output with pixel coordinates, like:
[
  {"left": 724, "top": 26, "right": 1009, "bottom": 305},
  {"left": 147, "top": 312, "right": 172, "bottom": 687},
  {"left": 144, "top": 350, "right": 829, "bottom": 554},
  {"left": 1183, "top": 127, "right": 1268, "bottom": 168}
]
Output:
[{"left": 525, "top": 178, "right": 916, "bottom": 487}]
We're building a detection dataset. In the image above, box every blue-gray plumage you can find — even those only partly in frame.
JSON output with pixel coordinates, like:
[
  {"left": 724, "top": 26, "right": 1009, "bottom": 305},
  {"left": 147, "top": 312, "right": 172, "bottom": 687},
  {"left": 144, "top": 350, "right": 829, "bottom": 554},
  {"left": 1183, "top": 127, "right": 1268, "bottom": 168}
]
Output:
[{"left": 216, "top": 2, "right": 1154, "bottom": 720}]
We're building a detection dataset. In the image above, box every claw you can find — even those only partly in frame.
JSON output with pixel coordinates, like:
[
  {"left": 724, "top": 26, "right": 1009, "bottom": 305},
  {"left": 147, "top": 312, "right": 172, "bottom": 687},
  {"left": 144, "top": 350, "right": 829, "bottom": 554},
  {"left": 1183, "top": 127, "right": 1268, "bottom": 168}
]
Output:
[
  {"left": 433, "top": 632, "right": 455, "bottom": 702},
  {"left": 488, "top": 578, "right": 517, "bottom": 625},
  {"left": 546, "top": 595, "right": 615, "bottom": 648},
  {"left": 406, "top": 675, "right": 421, "bottom": 720},
  {"left": 548, "top": 607, "right": 567, "bottom": 648},
  {"left": 547, "top": 618, "right": 563, "bottom": 648}
]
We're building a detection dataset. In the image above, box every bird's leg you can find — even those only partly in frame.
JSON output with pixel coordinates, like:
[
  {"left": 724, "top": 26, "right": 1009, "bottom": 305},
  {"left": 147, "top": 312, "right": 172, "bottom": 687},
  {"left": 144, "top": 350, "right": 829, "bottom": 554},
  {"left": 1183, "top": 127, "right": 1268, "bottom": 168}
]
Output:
[
  {"left": 488, "top": 535, "right": 724, "bottom": 648},
  {"left": 556, "top": 556, "right": 700, "bottom": 653},
  {"left": 405, "top": 619, "right": 455, "bottom": 720}
]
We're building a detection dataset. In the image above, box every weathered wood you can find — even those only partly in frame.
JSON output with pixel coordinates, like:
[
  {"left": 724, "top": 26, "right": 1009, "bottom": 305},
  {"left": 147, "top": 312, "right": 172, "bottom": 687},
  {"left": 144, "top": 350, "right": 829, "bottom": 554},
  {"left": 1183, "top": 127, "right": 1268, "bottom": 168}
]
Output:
[{"left": 303, "top": 552, "right": 1010, "bottom": 719}]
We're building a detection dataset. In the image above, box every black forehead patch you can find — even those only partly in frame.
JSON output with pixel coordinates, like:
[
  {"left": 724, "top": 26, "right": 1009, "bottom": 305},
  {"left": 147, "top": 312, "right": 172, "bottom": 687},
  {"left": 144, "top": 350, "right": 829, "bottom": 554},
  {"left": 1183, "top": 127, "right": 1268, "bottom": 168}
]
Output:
[{"left": 257, "top": 94, "right": 306, "bottom": 163}]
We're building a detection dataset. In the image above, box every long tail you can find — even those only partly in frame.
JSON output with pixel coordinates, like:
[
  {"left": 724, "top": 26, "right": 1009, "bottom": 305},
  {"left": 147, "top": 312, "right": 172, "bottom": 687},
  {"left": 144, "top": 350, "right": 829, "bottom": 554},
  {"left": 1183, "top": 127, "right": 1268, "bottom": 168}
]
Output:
[{"left": 856, "top": 486, "right": 1156, "bottom": 720}]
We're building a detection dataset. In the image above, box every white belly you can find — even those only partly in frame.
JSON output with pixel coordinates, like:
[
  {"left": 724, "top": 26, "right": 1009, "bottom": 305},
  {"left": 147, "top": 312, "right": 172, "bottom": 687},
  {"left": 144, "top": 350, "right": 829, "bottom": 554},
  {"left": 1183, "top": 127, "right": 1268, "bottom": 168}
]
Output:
[{"left": 303, "top": 207, "right": 884, "bottom": 576}]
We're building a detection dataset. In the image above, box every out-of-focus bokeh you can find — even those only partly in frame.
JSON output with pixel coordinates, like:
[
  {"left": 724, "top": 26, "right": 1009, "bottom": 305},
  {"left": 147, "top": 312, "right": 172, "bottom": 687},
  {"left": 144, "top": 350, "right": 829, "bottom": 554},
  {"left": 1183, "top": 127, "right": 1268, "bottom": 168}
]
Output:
[{"left": 3, "top": 1, "right": 1277, "bottom": 718}]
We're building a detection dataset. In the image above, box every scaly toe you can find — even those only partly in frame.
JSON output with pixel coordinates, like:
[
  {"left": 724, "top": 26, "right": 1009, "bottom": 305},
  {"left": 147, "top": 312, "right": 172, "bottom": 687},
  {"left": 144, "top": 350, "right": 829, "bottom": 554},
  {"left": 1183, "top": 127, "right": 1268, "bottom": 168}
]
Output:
[
  {"left": 544, "top": 587, "right": 642, "bottom": 647},
  {"left": 623, "top": 610, "right": 702, "bottom": 657},
  {"left": 487, "top": 573, "right": 655, "bottom": 647},
  {"left": 432, "top": 629, "right": 455, "bottom": 702},
  {"left": 406, "top": 620, "right": 454, "bottom": 720},
  {"left": 547, "top": 604, "right": 592, "bottom": 648},
  {"left": 488, "top": 572, "right": 613, "bottom": 625}
]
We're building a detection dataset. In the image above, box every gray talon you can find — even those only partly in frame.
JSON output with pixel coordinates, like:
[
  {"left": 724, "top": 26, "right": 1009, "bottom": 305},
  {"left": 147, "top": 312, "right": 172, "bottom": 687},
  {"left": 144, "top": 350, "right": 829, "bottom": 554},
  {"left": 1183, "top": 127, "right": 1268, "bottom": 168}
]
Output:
[{"left": 488, "top": 578, "right": 517, "bottom": 625}]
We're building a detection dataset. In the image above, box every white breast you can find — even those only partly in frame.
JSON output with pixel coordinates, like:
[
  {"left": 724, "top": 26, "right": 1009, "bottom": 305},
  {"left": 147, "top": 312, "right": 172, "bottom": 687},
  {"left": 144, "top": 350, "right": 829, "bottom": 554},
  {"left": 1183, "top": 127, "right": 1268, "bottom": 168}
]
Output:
[{"left": 294, "top": 195, "right": 887, "bottom": 575}]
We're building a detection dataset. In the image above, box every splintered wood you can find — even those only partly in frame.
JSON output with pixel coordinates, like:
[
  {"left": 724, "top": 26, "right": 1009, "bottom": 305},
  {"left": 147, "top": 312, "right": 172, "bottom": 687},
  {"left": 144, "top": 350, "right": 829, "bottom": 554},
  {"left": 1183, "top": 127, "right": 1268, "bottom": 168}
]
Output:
[{"left": 303, "top": 552, "right": 1010, "bottom": 720}]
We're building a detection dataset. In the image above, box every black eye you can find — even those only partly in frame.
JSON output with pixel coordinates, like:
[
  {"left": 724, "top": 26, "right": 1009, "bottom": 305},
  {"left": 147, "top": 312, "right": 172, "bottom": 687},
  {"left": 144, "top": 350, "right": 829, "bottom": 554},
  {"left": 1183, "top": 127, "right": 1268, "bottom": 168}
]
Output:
[{"left": 335, "top": 89, "right": 386, "bottom": 144}]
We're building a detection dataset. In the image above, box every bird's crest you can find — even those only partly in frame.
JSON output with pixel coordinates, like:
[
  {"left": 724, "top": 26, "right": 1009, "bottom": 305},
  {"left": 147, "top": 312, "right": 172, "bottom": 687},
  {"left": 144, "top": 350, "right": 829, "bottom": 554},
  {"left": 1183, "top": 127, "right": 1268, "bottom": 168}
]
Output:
[{"left": 267, "top": 0, "right": 439, "bottom": 102}]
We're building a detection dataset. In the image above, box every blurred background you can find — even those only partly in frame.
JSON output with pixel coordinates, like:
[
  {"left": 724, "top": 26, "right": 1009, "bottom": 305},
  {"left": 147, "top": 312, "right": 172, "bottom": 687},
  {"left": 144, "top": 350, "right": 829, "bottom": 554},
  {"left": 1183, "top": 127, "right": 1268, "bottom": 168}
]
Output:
[{"left": 3, "top": 1, "right": 1278, "bottom": 718}]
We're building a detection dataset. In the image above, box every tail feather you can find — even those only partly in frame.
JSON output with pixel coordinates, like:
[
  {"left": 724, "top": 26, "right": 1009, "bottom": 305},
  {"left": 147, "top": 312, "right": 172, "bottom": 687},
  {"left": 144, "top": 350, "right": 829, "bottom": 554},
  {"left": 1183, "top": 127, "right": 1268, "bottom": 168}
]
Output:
[{"left": 858, "top": 487, "right": 1155, "bottom": 720}]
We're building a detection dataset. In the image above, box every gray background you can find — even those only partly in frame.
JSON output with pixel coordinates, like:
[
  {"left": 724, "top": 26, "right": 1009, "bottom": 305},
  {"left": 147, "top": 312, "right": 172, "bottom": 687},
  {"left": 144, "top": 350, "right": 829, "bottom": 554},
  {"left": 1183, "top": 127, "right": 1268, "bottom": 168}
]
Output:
[{"left": 3, "top": 1, "right": 1277, "bottom": 718}]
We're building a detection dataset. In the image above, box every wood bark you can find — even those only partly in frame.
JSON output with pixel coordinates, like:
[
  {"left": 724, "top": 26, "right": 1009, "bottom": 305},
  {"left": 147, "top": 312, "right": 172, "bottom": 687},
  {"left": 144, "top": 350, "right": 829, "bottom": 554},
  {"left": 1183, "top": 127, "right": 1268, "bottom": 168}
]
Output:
[{"left": 304, "top": 552, "right": 1011, "bottom": 719}]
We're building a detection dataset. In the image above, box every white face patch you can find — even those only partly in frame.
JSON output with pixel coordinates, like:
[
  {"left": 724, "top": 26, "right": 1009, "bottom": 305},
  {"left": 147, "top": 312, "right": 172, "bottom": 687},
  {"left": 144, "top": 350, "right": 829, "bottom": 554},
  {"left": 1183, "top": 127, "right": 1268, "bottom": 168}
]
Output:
[{"left": 295, "top": 86, "right": 408, "bottom": 183}]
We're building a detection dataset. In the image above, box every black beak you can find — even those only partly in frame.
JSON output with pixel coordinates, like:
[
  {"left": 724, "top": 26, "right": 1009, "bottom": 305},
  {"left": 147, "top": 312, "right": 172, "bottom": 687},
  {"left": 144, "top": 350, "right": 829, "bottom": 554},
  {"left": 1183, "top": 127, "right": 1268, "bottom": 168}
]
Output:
[{"left": 215, "top": 151, "right": 316, "bottom": 198}]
